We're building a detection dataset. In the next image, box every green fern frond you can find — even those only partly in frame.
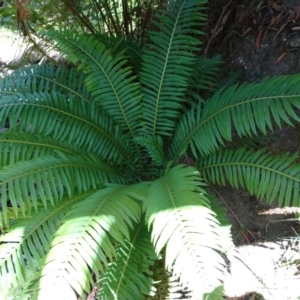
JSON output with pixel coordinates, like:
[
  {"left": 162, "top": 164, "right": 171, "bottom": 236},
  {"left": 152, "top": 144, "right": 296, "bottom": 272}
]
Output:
[
  {"left": 0, "top": 193, "right": 92, "bottom": 298},
  {"left": 203, "top": 286, "right": 226, "bottom": 300},
  {"left": 140, "top": 0, "right": 206, "bottom": 136},
  {"left": 4, "top": 257, "right": 39, "bottom": 300},
  {"left": 0, "top": 154, "right": 127, "bottom": 228},
  {"left": 171, "top": 75, "right": 300, "bottom": 158},
  {"left": 3, "top": 0, "right": 300, "bottom": 297},
  {"left": 33, "top": 185, "right": 142, "bottom": 299},
  {"left": 46, "top": 30, "right": 143, "bottom": 137},
  {"left": 0, "top": 74, "right": 17, "bottom": 98},
  {"left": 117, "top": 38, "right": 143, "bottom": 73},
  {"left": 144, "top": 165, "right": 226, "bottom": 297},
  {"left": 199, "top": 147, "right": 300, "bottom": 206},
  {"left": 170, "top": 101, "right": 203, "bottom": 159},
  {"left": 224, "top": 134, "right": 276, "bottom": 149},
  {"left": 0, "top": 131, "right": 83, "bottom": 167},
  {"left": 98, "top": 220, "right": 157, "bottom": 299},
  {"left": 188, "top": 56, "right": 223, "bottom": 91},
  {"left": 0, "top": 91, "right": 131, "bottom": 163},
  {"left": 135, "top": 135, "right": 165, "bottom": 166},
  {"left": 92, "top": 34, "right": 143, "bottom": 73},
  {"left": 11, "top": 64, "right": 92, "bottom": 102}
]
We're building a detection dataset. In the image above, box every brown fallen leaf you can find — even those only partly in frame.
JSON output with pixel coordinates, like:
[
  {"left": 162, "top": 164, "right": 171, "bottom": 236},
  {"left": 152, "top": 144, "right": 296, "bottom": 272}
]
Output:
[
  {"left": 268, "top": 1, "right": 285, "bottom": 12},
  {"left": 293, "top": 6, "right": 300, "bottom": 22},
  {"left": 275, "top": 52, "right": 286, "bottom": 64},
  {"left": 255, "top": 28, "right": 265, "bottom": 49},
  {"left": 273, "top": 21, "right": 288, "bottom": 42},
  {"left": 263, "top": 13, "right": 282, "bottom": 40}
]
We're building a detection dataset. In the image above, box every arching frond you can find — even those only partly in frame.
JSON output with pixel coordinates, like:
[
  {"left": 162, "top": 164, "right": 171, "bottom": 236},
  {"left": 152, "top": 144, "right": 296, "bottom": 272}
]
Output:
[
  {"left": 33, "top": 185, "right": 142, "bottom": 299},
  {"left": 46, "top": 30, "right": 143, "bottom": 137},
  {"left": 170, "top": 101, "right": 203, "bottom": 159},
  {"left": 171, "top": 75, "right": 300, "bottom": 158},
  {"left": 11, "top": 64, "right": 93, "bottom": 102},
  {"left": 0, "top": 91, "right": 131, "bottom": 163},
  {"left": 0, "top": 154, "right": 127, "bottom": 228},
  {"left": 0, "top": 131, "right": 83, "bottom": 167},
  {"left": 198, "top": 147, "right": 300, "bottom": 206},
  {"left": 144, "top": 165, "right": 226, "bottom": 297},
  {"left": 140, "top": 0, "right": 206, "bottom": 136},
  {"left": 98, "top": 220, "right": 157, "bottom": 299},
  {"left": 0, "top": 193, "right": 92, "bottom": 299}
]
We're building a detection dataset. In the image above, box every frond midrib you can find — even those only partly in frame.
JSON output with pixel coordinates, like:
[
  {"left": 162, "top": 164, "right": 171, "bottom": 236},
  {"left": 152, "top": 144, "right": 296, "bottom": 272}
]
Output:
[
  {"left": 0, "top": 90, "right": 17, "bottom": 97},
  {"left": 10, "top": 192, "right": 95, "bottom": 243},
  {"left": 0, "top": 138, "right": 75, "bottom": 156},
  {"left": 199, "top": 161, "right": 300, "bottom": 183},
  {"left": 0, "top": 192, "right": 95, "bottom": 292},
  {"left": 21, "top": 73, "right": 90, "bottom": 102},
  {"left": 152, "top": 3, "right": 185, "bottom": 135},
  {"left": 0, "top": 101, "right": 131, "bottom": 162},
  {"left": 163, "top": 177, "right": 177, "bottom": 209},
  {"left": 56, "top": 35, "right": 136, "bottom": 139},
  {"left": 0, "top": 160, "right": 115, "bottom": 186},
  {"left": 175, "top": 94, "right": 299, "bottom": 158},
  {"left": 115, "top": 222, "right": 143, "bottom": 296},
  {"left": 53, "top": 34, "right": 143, "bottom": 166}
]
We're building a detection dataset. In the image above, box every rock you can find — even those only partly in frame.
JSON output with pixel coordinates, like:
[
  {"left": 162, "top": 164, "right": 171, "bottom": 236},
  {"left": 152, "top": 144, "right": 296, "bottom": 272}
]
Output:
[{"left": 287, "top": 33, "right": 300, "bottom": 49}]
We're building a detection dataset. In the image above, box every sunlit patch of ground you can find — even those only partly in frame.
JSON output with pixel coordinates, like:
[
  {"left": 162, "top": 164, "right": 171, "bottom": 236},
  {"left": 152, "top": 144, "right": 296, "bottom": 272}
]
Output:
[
  {"left": 0, "top": 28, "right": 28, "bottom": 62},
  {"left": 0, "top": 28, "right": 60, "bottom": 77},
  {"left": 258, "top": 207, "right": 300, "bottom": 215},
  {"left": 224, "top": 238, "right": 300, "bottom": 299}
]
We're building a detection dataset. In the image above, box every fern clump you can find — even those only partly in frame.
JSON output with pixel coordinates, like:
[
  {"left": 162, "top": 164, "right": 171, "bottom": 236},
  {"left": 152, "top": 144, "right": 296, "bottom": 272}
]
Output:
[{"left": 1, "top": 0, "right": 300, "bottom": 299}]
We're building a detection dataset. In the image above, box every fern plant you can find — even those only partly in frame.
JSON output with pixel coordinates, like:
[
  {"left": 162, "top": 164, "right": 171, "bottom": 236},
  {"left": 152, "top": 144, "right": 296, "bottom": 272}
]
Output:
[{"left": 1, "top": 0, "right": 300, "bottom": 299}]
